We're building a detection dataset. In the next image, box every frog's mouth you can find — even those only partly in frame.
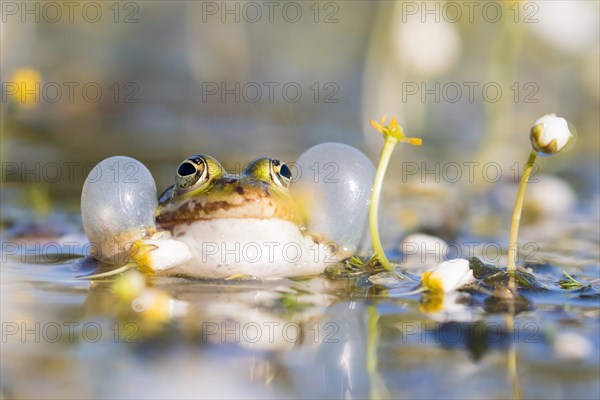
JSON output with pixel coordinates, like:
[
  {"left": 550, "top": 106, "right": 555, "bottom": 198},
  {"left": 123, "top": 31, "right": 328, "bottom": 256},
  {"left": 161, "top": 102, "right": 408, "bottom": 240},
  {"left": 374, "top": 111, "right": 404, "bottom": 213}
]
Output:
[{"left": 156, "top": 184, "right": 302, "bottom": 227}]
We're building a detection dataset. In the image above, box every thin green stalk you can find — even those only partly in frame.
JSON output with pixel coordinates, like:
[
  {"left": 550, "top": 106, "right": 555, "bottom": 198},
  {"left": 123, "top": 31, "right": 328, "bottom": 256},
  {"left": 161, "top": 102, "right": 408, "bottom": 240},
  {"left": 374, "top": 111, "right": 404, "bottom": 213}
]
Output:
[
  {"left": 507, "top": 150, "right": 537, "bottom": 274},
  {"left": 369, "top": 117, "right": 422, "bottom": 273},
  {"left": 370, "top": 137, "right": 398, "bottom": 272}
]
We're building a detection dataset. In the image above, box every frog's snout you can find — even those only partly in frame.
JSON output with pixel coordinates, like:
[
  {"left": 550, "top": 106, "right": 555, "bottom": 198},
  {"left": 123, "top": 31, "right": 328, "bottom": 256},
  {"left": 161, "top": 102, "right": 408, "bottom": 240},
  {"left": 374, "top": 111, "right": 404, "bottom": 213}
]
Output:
[{"left": 81, "top": 156, "right": 158, "bottom": 263}]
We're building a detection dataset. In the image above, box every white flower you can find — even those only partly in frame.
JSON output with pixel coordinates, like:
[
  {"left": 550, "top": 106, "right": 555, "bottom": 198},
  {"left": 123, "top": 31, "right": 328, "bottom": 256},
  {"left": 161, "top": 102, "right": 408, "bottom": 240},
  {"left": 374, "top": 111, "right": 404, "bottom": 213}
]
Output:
[
  {"left": 421, "top": 258, "right": 475, "bottom": 293},
  {"left": 530, "top": 114, "right": 573, "bottom": 155}
]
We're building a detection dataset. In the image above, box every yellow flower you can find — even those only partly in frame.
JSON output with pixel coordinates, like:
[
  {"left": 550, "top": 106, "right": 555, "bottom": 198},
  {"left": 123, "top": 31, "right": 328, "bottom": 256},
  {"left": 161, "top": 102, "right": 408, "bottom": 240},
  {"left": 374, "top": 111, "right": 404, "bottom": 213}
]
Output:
[
  {"left": 7, "top": 67, "right": 42, "bottom": 109},
  {"left": 370, "top": 116, "right": 422, "bottom": 146}
]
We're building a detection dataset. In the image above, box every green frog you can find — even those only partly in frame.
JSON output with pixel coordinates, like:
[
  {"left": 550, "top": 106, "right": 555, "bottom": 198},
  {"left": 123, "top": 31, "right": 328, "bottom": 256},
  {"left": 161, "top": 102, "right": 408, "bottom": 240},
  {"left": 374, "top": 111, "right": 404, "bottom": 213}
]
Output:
[
  {"left": 152, "top": 155, "right": 342, "bottom": 278},
  {"left": 81, "top": 144, "right": 374, "bottom": 279},
  {"left": 82, "top": 155, "right": 343, "bottom": 279}
]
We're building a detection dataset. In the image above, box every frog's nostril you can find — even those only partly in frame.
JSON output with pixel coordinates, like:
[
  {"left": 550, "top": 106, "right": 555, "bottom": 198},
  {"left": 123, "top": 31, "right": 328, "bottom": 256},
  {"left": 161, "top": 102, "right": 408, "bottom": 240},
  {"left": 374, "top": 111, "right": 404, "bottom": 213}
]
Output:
[{"left": 177, "top": 162, "right": 197, "bottom": 177}]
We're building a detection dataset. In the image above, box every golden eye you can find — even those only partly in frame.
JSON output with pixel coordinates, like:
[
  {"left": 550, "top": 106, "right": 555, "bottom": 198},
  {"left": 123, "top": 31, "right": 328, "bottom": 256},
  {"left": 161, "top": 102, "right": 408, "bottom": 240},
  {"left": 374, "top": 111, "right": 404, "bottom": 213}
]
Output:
[
  {"left": 175, "top": 155, "right": 209, "bottom": 192},
  {"left": 243, "top": 157, "right": 292, "bottom": 189}
]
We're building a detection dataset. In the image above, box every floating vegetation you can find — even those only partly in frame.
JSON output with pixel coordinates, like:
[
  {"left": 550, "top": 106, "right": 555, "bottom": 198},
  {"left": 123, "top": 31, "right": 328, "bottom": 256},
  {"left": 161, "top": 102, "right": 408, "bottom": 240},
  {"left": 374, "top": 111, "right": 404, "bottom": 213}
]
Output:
[
  {"left": 326, "top": 254, "right": 384, "bottom": 279},
  {"left": 469, "top": 257, "right": 547, "bottom": 292},
  {"left": 559, "top": 271, "right": 592, "bottom": 291}
]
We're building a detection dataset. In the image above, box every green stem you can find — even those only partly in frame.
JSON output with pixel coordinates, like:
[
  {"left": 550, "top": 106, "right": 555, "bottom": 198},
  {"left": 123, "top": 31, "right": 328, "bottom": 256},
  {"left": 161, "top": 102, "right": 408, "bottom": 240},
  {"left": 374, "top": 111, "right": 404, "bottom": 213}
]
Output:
[
  {"left": 370, "top": 137, "right": 397, "bottom": 272},
  {"left": 507, "top": 150, "right": 537, "bottom": 274}
]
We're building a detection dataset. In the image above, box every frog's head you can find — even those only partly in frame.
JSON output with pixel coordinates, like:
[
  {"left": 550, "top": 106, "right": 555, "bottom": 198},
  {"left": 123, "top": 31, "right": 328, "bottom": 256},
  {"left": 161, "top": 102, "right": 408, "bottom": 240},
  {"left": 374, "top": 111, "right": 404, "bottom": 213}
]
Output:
[{"left": 156, "top": 155, "right": 299, "bottom": 226}]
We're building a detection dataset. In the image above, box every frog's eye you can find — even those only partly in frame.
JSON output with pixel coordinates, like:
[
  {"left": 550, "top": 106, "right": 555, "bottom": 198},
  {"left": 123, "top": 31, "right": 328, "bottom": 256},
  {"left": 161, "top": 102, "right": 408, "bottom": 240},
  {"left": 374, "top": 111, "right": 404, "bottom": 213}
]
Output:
[
  {"left": 271, "top": 159, "right": 292, "bottom": 188},
  {"left": 243, "top": 157, "right": 292, "bottom": 189},
  {"left": 175, "top": 155, "right": 210, "bottom": 192}
]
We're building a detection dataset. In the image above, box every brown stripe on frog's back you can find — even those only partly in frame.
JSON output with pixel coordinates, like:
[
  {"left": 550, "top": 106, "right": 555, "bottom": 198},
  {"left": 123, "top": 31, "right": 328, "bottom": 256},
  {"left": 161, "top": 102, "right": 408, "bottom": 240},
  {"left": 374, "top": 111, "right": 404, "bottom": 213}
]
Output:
[{"left": 156, "top": 178, "right": 300, "bottom": 227}]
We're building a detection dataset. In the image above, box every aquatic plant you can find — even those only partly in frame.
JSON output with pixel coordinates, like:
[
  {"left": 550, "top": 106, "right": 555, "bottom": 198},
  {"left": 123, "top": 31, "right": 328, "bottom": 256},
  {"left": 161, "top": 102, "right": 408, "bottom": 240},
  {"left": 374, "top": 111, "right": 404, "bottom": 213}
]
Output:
[
  {"left": 559, "top": 271, "right": 591, "bottom": 290},
  {"left": 506, "top": 114, "right": 573, "bottom": 276},
  {"left": 369, "top": 116, "right": 422, "bottom": 271}
]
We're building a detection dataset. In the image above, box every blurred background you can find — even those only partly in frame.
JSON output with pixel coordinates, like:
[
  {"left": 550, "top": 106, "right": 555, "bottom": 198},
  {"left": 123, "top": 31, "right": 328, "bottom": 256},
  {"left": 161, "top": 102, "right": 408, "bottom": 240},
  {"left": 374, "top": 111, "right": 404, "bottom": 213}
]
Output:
[
  {"left": 1, "top": 0, "right": 599, "bottom": 233},
  {"left": 2, "top": 3, "right": 599, "bottom": 399}
]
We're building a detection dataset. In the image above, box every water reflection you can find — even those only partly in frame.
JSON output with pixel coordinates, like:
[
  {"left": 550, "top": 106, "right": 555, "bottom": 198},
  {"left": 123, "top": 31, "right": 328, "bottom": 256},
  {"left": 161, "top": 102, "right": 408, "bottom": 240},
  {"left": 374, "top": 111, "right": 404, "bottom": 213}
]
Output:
[
  {"left": 2, "top": 249, "right": 600, "bottom": 398},
  {"left": 75, "top": 271, "right": 377, "bottom": 397}
]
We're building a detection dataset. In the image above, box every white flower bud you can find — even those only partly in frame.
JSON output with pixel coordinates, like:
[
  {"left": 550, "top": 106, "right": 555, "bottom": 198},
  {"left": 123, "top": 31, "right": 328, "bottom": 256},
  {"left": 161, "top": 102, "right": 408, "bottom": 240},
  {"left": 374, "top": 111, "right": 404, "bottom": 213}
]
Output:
[
  {"left": 530, "top": 114, "right": 573, "bottom": 155},
  {"left": 421, "top": 258, "right": 475, "bottom": 293}
]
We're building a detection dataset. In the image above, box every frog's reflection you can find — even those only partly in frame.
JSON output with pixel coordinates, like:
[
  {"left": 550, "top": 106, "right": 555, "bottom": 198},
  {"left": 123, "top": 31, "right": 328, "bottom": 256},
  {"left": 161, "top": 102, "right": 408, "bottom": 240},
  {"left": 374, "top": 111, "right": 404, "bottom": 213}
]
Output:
[{"left": 82, "top": 272, "right": 374, "bottom": 397}]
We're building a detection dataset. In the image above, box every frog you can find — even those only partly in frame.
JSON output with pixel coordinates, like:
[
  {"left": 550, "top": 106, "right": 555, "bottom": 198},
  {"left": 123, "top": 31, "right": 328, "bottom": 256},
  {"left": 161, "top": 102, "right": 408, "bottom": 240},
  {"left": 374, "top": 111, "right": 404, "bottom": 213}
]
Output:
[
  {"left": 150, "top": 155, "right": 341, "bottom": 278},
  {"left": 80, "top": 143, "right": 375, "bottom": 280}
]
